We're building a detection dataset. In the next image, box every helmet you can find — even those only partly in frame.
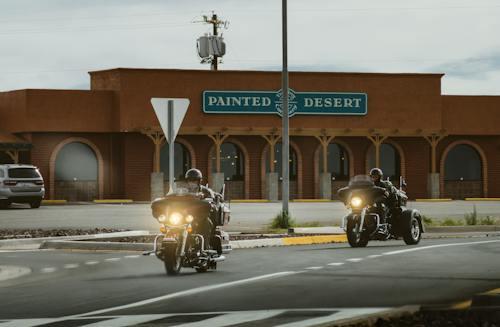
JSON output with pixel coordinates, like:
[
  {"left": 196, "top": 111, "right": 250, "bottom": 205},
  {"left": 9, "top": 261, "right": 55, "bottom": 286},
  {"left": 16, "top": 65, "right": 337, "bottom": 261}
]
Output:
[
  {"left": 369, "top": 168, "right": 383, "bottom": 177},
  {"left": 185, "top": 168, "right": 202, "bottom": 181}
]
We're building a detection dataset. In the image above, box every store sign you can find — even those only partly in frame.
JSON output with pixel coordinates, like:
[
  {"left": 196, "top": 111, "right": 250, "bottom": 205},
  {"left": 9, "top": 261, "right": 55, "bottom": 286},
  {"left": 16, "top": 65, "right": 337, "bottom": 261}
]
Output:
[{"left": 203, "top": 89, "right": 367, "bottom": 117}]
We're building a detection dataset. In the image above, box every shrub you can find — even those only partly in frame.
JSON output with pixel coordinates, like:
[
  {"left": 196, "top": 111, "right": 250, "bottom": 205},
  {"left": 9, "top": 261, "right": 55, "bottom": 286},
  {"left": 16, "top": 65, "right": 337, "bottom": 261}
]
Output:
[
  {"left": 441, "top": 218, "right": 463, "bottom": 226},
  {"left": 480, "top": 216, "right": 496, "bottom": 225},
  {"left": 270, "top": 210, "right": 295, "bottom": 229},
  {"left": 422, "top": 215, "right": 434, "bottom": 226},
  {"left": 464, "top": 205, "right": 478, "bottom": 225}
]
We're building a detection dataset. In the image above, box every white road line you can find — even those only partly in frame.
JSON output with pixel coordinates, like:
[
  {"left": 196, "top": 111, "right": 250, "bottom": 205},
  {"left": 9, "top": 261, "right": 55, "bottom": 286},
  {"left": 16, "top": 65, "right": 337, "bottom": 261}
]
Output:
[
  {"left": 0, "top": 319, "right": 57, "bottom": 327},
  {"left": 383, "top": 239, "right": 500, "bottom": 256},
  {"left": 170, "top": 311, "right": 286, "bottom": 327},
  {"left": 123, "top": 255, "right": 140, "bottom": 259},
  {"left": 367, "top": 254, "right": 383, "bottom": 259},
  {"left": 104, "top": 258, "right": 121, "bottom": 262},
  {"left": 78, "top": 314, "right": 172, "bottom": 327},
  {"left": 346, "top": 258, "right": 363, "bottom": 262},
  {"left": 73, "top": 271, "right": 300, "bottom": 318},
  {"left": 40, "top": 267, "right": 57, "bottom": 274},
  {"left": 327, "top": 262, "right": 344, "bottom": 266},
  {"left": 85, "top": 261, "right": 100, "bottom": 266},
  {"left": 275, "top": 308, "right": 391, "bottom": 327},
  {"left": 304, "top": 266, "right": 324, "bottom": 270},
  {"left": 63, "top": 264, "right": 79, "bottom": 269}
]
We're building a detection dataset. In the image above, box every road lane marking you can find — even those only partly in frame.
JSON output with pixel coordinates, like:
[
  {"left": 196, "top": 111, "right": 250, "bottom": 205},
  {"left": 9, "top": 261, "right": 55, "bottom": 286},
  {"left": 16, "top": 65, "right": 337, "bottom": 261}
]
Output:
[
  {"left": 346, "top": 258, "right": 363, "bottom": 262},
  {"left": 274, "top": 308, "right": 392, "bottom": 327},
  {"left": 40, "top": 267, "right": 57, "bottom": 274},
  {"left": 367, "top": 254, "right": 383, "bottom": 259},
  {"left": 0, "top": 318, "right": 57, "bottom": 327},
  {"left": 305, "top": 266, "right": 324, "bottom": 270},
  {"left": 164, "top": 311, "right": 286, "bottom": 327},
  {"left": 85, "top": 261, "right": 100, "bottom": 266},
  {"left": 327, "top": 262, "right": 344, "bottom": 266},
  {"left": 382, "top": 239, "right": 500, "bottom": 256},
  {"left": 124, "top": 255, "right": 140, "bottom": 259},
  {"left": 77, "top": 314, "right": 172, "bottom": 327},
  {"left": 72, "top": 271, "right": 301, "bottom": 317},
  {"left": 105, "top": 258, "right": 121, "bottom": 262},
  {"left": 64, "top": 264, "right": 79, "bottom": 269}
]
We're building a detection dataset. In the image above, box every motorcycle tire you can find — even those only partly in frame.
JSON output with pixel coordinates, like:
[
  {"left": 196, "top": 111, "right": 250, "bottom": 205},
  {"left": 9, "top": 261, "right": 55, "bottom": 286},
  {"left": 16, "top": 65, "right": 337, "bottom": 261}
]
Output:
[
  {"left": 402, "top": 210, "right": 422, "bottom": 245},
  {"left": 163, "top": 244, "right": 182, "bottom": 276},
  {"left": 346, "top": 219, "right": 369, "bottom": 248}
]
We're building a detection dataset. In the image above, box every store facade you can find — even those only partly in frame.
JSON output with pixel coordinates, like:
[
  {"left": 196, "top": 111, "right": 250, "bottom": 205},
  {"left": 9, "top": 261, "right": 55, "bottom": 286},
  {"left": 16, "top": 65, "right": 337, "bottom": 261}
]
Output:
[{"left": 0, "top": 68, "right": 499, "bottom": 201}]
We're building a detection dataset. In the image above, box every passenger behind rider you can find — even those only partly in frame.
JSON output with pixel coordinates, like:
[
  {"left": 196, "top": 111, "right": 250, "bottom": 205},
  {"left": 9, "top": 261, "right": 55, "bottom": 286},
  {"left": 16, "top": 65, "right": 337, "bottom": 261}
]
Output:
[{"left": 369, "top": 168, "right": 398, "bottom": 226}]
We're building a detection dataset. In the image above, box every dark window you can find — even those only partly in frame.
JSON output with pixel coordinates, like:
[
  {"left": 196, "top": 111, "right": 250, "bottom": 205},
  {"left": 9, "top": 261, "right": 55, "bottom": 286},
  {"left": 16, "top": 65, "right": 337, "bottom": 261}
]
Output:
[
  {"left": 0, "top": 152, "right": 13, "bottom": 165},
  {"left": 444, "top": 144, "right": 482, "bottom": 181},
  {"left": 266, "top": 143, "right": 298, "bottom": 181},
  {"left": 0, "top": 169, "right": 4, "bottom": 178},
  {"left": 320, "top": 143, "right": 350, "bottom": 180},
  {"left": 367, "top": 144, "right": 401, "bottom": 183},
  {"left": 211, "top": 143, "right": 244, "bottom": 181},
  {"left": 161, "top": 142, "right": 191, "bottom": 181},
  {"left": 8, "top": 168, "right": 41, "bottom": 179},
  {"left": 55, "top": 142, "right": 98, "bottom": 181}
]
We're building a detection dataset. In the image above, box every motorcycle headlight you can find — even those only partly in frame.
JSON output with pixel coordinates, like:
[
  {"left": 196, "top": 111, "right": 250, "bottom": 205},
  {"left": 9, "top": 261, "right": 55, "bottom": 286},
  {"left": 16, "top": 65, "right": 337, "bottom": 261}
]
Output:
[
  {"left": 158, "top": 215, "right": 167, "bottom": 223},
  {"left": 350, "top": 197, "right": 363, "bottom": 208},
  {"left": 168, "top": 212, "right": 183, "bottom": 225},
  {"left": 185, "top": 215, "right": 194, "bottom": 223}
]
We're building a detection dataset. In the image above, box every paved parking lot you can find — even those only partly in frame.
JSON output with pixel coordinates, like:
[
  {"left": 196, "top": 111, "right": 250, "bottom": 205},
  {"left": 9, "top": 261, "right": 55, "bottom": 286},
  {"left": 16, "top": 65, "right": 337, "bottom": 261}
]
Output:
[{"left": 0, "top": 201, "right": 499, "bottom": 232}]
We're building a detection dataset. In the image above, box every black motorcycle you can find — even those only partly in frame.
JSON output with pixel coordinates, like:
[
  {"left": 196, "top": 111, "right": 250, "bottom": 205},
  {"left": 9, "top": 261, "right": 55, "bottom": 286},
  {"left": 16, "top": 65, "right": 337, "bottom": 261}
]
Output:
[
  {"left": 148, "top": 182, "right": 231, "bottom": 275},
  {"left": 338, "top": 175, "right": 423, "bottom": 247}
]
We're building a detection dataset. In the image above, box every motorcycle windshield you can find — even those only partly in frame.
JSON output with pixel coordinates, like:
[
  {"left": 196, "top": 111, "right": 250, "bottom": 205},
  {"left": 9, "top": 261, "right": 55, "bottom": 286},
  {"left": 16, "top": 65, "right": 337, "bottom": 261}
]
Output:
[
  {"left": 348, "top": 175, "right": 374, "bottom": 188},
  {"left": 171, "top": 181, "right": 201, "bottom": 196}
]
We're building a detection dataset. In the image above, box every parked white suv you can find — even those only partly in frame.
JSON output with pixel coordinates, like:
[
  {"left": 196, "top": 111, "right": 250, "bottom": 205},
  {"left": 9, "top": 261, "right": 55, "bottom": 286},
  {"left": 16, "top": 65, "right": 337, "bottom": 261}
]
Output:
[{"left": 0, "top": 164, "right": 45, "bottom": 209}]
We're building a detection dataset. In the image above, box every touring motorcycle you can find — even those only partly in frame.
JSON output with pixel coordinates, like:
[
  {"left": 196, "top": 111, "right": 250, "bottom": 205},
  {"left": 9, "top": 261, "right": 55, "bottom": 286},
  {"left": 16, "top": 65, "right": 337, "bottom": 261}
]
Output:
[
  {"left": 147, "top": 182, "right": 231, "bottom": 275},
  {"left": 338, "top": 175, "right": 423, "bottom": 247}
]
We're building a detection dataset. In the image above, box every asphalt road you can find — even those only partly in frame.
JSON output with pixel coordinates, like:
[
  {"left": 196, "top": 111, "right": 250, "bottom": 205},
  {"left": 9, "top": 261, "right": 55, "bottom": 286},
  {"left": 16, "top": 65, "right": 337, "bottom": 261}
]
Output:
[
  {"left": 1, "top": 201, "right": 499, "bottom": 232},
  {"left": 1, "top": 237, "right": 499, "bottom": 326}
]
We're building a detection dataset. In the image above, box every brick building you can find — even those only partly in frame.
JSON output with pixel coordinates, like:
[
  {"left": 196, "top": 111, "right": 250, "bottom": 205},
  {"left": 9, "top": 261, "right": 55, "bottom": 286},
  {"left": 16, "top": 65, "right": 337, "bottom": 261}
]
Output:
[{"left": 0, "top": 68, "right": 499, "bottom": 201}]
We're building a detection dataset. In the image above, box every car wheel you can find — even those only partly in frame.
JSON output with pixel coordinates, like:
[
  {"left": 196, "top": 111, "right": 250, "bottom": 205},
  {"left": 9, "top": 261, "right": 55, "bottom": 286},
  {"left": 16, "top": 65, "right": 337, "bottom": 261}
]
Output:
[
  {"left": 0, "top": 200, "right": 9, "bottom": 209},
  {"left": 30, "top": 200, "right": 42, "bottom": 209}
]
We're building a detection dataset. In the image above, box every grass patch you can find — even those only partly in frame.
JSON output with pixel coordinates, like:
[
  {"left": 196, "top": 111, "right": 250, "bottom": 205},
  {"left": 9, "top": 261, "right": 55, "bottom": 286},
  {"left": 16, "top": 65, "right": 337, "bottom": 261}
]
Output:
[
  {"left": 422, "top": 215, "right": 434, "bottom": 226},
  {"left": 464, "top": 205, "right": 478, "bottom": 225},
  {"left": 479, "top": 216, "right": 496, "bottom": 225},
  {"left": 441, "top": 218, "right": 464, "bottom": 226},
  {"left": 270, "top": 210, "right": 295, "bottom": 229}
]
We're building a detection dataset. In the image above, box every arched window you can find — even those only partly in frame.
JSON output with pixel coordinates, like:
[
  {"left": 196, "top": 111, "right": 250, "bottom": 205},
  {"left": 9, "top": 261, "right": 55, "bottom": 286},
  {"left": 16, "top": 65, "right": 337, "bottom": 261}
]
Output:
[
  {"left": 211, "top": 142, "right": 244, "bottom": 181},
  {"left": 444, "top": 144, "right": 482, "bottom": 181},
  {"left": 160, "top": 142, "right": 191, "bottom": 181},
  {"left": 319, "top": 143, "right": 350, "bottom": 180},
  {"left": 0, "top": 152, "right": 13, "bottom": 165},
  {"left": 266, "top": 143, "right": 298, "bottom": 181},
  {"left": 367, "top": 144, "right": 401, "bottom": 182},
  {"left": 55, "top": 143, "right": 97, "bottom": 181}
]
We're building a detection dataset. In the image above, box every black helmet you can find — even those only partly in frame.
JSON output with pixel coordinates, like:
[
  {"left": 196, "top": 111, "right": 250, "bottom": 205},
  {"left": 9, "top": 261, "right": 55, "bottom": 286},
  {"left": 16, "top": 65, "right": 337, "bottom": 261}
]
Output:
[
  {"left": 369, "top": 168, "right": 383, "bottom": 177},
  {"left": 185, "top": 168, "right": 202, "bottom": 181}
]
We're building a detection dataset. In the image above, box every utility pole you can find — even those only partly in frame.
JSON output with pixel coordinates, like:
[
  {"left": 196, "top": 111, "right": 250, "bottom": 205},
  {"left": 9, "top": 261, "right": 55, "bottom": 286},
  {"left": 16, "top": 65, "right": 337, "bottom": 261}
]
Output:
[
  {"left": 282, "top": 0, "right": 289, "bottom": 215},
  {"left": 211, "top": 13, "right": 218, "bottom": 71}
]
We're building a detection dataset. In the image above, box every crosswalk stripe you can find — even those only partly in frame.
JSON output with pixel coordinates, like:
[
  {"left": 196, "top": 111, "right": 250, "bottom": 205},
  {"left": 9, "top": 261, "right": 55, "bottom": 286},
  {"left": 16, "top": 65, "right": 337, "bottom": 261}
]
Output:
[
  {"left": 78, "top": 314, "right": 172, "bottom": 327},
  {"left": 171, "top": 310, "right": 285, "bottom": 327},
  {"left": 274, "top": 308, "right": 389, "bottom": 327},
  {"left": 0, "top": 318, "right": 58, "bottom": 327}
]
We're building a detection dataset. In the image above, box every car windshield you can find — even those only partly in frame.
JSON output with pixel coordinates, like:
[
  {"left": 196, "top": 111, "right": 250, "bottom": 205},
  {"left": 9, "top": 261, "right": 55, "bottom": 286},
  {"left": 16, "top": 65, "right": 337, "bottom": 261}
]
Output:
[{"left": 8, "top": 168, "right": 41, "bottom": 179}]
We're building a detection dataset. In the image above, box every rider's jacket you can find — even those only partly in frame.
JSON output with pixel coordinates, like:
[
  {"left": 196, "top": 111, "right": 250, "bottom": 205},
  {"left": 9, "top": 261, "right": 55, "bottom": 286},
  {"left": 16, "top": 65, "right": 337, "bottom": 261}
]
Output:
[{"left": 374, "top": 179, "right": 398, "bottom": 205}]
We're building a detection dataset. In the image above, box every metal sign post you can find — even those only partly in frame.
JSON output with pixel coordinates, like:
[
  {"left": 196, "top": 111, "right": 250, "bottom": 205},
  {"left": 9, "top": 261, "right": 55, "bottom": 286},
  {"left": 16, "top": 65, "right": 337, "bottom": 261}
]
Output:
[
  {"left": 168, "top": 100, "right": 175, "bottom": 193},
  {"left": 282, "top": 0, "right": 289, "bottom": 215}
]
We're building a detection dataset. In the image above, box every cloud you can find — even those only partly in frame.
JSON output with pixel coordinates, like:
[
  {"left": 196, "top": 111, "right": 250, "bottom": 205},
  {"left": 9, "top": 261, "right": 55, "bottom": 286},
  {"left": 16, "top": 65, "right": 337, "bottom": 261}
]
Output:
[{"left": 432, "top": 52, "right": 500, "bottom": 79}]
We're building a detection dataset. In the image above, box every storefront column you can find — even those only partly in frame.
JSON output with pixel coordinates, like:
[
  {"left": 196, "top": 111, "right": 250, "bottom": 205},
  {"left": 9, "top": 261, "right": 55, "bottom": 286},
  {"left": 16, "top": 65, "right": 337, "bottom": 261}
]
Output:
[
  {"left": 315, "top": 135, "right": 335, "bottom": 199},
  {"left": 424, "top": 134, "right": 446, "bottom": 198},
  {"left": 262, "top": 134, "right": 281, "bottom": 201},
  {"left": 208, "top": 132, "right": 229, "bottom": 193},
  {"left": 5, "top": 150, "right": 19, "bottom": 164},
  {"left": 367, "top": 134, "right": 388, "bottom": 168},
  {"left": 144, "top": 131, "right": 165, "bottom": 200}
]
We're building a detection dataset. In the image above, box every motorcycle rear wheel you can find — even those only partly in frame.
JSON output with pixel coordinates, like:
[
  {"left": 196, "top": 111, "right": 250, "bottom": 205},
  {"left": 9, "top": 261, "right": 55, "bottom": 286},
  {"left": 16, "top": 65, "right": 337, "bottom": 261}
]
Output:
[
  {"left": 346, "top": 219, "right": 369, "bottom": 248},
  {"left": 402, "top": 211, "right": 422, "bottom": 245},
  {"left": 164, "top": 244, "right": 182, "bottom": 275}
]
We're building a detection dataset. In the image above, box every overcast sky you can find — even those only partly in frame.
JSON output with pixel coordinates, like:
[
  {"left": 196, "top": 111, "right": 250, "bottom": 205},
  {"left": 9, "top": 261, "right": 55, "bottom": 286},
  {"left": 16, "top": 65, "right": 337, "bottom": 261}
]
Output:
[{"left": 1, "top": 0, "right": 500, "bottom": 94}]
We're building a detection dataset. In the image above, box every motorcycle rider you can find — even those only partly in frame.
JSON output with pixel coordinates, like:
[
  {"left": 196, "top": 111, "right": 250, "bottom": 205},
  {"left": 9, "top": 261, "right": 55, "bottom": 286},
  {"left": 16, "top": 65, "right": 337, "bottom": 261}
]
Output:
[
  {"left": 369, "top": 168, "right": 398, "bottom": 228},
  {"left": 184, "top": 168, "right": 221, "bottom": 253}
]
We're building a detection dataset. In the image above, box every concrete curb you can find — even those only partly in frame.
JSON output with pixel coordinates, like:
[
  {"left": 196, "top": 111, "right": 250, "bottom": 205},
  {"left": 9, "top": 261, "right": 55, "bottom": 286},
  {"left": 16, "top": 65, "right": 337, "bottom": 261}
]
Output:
[
  {"left": 319, "top": 305, "right": 420, "bottom": 327},
  {"left": 0, "top": 265, "right": 31, "bottom": 281},
  {"left": 0, "top": 230, "right": 151, "bottom": 250},
  {"left": 426, "top": 226, "right": 500, "bottom": 233},
  {"left": 465, "top": 198, "right": 500, "bottom": 201},
  {"left": 93, "top": 199, "right": 134, "bottom": 204},
  {"left": 415, "top": 198, "right": 452, "bottom": 202},
  {"left": 41, "top": 200, "right": 67, "bottom": 205},
  {"left": 40, "top": 241, "right": 154, "bottom": 252}
]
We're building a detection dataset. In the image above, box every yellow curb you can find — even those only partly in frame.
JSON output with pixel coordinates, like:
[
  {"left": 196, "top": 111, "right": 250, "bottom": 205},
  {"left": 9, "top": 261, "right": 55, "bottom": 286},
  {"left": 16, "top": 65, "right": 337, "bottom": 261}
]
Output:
[
  {"left": 451, "top": 300, "right": 472, "bottom": 310},
  {"left": 93, "top": 199, "right": 133, "bottom": 204},
  {"left": 41, "top": 200, "right": 67, "bottom": 205},
  {"left": 282, "top": 234, "right": 347, "bottom": 245},
  {"left": 484, "top": 288, "right": 500, "bottom": 295},
  {"left": 230, "top": 199, "right": 271, "bottom": 203},
  {"left": 415, "top": 198, "right": 453, "bottom": 202},
  {"left": 291, "top": 199, "right": 337, "bottom": 202},
  {"left": 465, "top": 198, "right": 500, "bottom": 201}
]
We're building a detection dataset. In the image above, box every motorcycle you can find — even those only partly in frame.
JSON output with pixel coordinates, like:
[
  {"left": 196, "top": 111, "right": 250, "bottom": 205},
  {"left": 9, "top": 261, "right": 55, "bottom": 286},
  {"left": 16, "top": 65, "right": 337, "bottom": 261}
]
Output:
[
  {"left": 147, "top": 182, "right": 231, "bottom": 275},
  {"left": 338, "top": 175, "right": 424, "bottom": 247}
]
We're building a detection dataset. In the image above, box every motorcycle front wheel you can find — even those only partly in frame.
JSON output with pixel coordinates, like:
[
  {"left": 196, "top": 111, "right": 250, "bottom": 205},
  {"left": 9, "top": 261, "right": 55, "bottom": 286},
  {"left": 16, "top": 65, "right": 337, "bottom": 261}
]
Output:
[
  {"left": 163, "top": 244, "right": 182, "bottom": 275},
  {"left": 346, "top": 218, "right": 369, "bottom": 248}
]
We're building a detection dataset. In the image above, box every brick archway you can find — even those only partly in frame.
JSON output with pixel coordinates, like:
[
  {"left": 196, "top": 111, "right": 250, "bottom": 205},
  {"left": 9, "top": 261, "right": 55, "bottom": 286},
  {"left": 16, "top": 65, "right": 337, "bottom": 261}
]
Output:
[
  {"left": 49, "top": 137, "right": 104, "bottom": 200},
  {"left": 440, "top": 140, "right": 488, "bottom": 198},
  {"left": 208, "top": 138, "right": 250, "bottom": 199},
  {"left": 313, "top": 139, "right": 355, "bottom": 198},
  {"left": 158, "top": 137, "right": 197, "bottom": 174},
  {"left": 365, "top": 139, "right": 406, "bottom": 179},
  {"left": 260, "top": 140, "right": 303, "bottom": 199}
]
